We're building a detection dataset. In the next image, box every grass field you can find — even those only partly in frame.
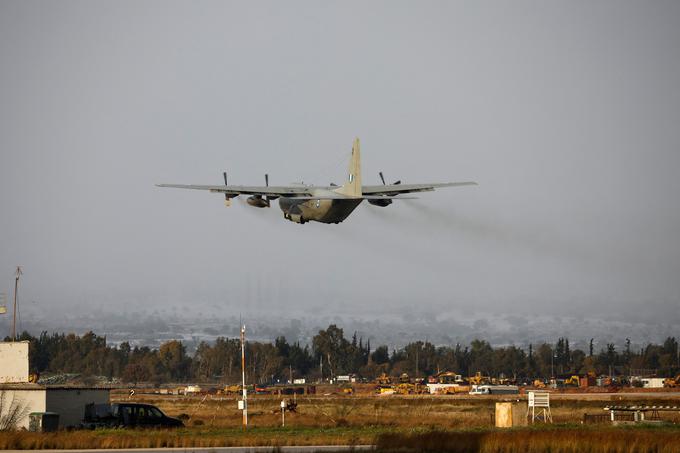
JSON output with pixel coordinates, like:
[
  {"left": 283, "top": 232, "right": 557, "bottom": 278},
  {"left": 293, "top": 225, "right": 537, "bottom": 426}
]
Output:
[
  {"left": 1, "top": 392, "right": 679, "bottom": 451},
  {"left": 2, "top": 425, "right": 680, "bottom": 452},
  {"left": 116, "top": 391, "right": 680, "bottom": 429},
  {"left": 375, "top": 426, "right": 680, "bottom": 453}
]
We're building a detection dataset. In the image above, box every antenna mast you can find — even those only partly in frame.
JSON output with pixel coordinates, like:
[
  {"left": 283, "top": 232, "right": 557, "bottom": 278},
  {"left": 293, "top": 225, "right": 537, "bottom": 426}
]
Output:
[{"left": 12, "top": 266, "right": 22, "bottom": 341}]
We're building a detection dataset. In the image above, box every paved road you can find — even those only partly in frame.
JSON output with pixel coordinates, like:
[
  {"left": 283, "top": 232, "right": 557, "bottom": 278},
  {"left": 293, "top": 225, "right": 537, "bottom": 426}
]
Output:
[{"left": 4, "top": 447, "right": 374, "bottom": 453}]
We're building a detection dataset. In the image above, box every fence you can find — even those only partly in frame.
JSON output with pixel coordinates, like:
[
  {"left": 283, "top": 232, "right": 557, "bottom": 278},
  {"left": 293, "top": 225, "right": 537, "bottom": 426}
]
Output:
[{"left": 583, "top": 413, "right": 635, "bottom": 424}]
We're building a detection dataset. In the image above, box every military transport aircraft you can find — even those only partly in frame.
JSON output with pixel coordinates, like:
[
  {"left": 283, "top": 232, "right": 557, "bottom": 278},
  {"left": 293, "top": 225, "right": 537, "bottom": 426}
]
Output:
[{"left": 157, "top": 138, "right": 476, "bottom": 224}]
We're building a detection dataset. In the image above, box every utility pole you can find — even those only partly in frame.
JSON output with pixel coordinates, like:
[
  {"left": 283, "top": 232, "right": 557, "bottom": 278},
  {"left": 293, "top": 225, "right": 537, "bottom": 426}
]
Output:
[
  {"left": 12, "top": 266, "right": 22, "bottom": 341},
  {"left": 240, "top": 323, "right": 248, "bottom": 430},
  {"left": 550, "top": 346, "right": 554, "bottom": 379},
  {"left": 415, "top": 343, "right": 419, "bottom": 379}
]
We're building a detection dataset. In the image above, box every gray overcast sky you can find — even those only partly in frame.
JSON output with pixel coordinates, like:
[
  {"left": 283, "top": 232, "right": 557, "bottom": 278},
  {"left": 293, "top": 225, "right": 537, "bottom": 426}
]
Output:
[{"left": 1, "top": 1, "right": 679, "bottom": 326}]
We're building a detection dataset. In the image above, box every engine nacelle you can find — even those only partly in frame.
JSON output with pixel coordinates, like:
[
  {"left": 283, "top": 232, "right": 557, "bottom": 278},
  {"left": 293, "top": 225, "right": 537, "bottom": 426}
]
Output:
[
  {"left": 368, "top": 198, "right": 392, "bottom": 207},
  {"left": 247, "top": 195, "right": 269, "bottom": 208}
]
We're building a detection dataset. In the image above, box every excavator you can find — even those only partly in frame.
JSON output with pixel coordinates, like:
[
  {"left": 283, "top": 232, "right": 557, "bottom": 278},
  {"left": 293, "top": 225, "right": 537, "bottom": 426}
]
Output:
[
  {"left": 664, "top": 375, "right": 680, "bottom": 388},
  {"left": 564, "top": 375, "right": 581, "bottom": 387}
]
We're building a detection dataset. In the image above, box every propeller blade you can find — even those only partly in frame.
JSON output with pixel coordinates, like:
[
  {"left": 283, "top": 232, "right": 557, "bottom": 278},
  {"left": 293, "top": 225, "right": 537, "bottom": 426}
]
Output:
[
  {"left": 379, "top": 172, "right": 386, "bottom": 185},
  {"left": 265, "top": 173, "right": 269, "bottom": 187},
  {"left": 223, "top": 172, "right": 231, "bottom": 205},
  {"left": 394, "top": 180, "right": 402, "bottom": 185}
]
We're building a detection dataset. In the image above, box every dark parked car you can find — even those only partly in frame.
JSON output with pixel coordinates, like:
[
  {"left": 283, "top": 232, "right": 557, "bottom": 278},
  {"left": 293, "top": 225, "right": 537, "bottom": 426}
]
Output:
[{"left": 83, "top": 403, "right": 184, "bottom": 428}]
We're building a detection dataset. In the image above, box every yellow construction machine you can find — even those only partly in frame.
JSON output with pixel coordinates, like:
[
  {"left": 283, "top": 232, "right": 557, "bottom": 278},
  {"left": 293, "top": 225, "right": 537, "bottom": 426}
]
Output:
[
  {"left": 375, "top": 373, "right": 392, "bottom": 385},
  {"left": 564, "top": 375, "right": 581, "bottom": 387},
  {"left": 436, "top": 371, "right": 464, "bottom": 384},
  {"left": 468, "top": 372, "right": 491, "bottom": 386},
  {"left": 340, "top": 384, "right": 354, "bottom": 395},
  {"left": 532, "top": 379, "right": 547, "bottom": 388},
  {"left": 395, "top": 383, "right": 414, "bottom": 395},
  {"left": 664, "top": 375, "right": 680, "bottom": 388},
  {"left": 224, "top": 384, "right": 242, "bottom": 394}
]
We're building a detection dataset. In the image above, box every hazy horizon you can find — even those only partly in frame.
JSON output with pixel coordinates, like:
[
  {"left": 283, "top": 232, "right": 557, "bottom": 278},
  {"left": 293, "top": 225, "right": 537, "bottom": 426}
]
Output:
[{"left": 2, "top": 1, "right": 679, "bottom": 335}]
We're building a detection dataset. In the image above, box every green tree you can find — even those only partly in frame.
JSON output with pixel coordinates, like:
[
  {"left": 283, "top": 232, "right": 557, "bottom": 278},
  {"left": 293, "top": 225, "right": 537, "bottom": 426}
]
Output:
[
  {"left": 371, "top": 345, "right": 389, "bottom": 365},
  {"left": 159, "top": 340, "right": 190, "bottom": 381},
  {"left": 312, "top": 324, "right": 350, "bottom": 377}
]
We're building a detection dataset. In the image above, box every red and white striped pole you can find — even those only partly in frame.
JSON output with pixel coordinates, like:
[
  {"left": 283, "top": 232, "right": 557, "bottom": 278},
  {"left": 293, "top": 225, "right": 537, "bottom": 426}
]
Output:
[{"left": 240, "top": 324, "right": 248, "bottom": 430}]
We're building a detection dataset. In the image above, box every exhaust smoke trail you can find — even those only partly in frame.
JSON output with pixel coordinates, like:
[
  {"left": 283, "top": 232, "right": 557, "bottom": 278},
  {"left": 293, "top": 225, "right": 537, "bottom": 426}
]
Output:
[{"left": 401, "top": 201, "right": 611, "bottom": 269}]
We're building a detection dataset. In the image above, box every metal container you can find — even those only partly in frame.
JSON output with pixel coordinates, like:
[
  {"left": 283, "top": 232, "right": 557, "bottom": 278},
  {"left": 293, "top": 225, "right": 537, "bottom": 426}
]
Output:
[{"left": 28, "top": 412, "right": 59, "bottom": 432}]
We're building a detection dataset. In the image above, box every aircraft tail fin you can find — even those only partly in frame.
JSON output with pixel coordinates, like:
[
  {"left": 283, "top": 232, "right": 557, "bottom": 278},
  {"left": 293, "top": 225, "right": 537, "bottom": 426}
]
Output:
[{"left": 336, "top": 137, "right": 362, "bottom": 197}]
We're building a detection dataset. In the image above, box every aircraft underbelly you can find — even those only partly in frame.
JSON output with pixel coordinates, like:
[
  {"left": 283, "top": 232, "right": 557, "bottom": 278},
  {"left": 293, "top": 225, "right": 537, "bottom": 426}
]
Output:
[
  {"left": 278, "top": 198, "right": 362, "bottom": 223},
  {"left": 317, "top": 199, "right": 363, "bottom": 223}
]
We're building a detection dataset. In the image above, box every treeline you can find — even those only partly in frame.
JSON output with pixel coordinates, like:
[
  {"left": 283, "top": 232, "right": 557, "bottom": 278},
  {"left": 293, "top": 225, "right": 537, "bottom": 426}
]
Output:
[{"left": 6, "top": 325, "right": 679, "bottom": 384}]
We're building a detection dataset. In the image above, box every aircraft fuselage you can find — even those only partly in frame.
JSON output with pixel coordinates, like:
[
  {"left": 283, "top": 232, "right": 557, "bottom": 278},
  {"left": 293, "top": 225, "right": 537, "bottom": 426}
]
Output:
[{"left": 278, "top": 197, "right": 363, "bottom": 224}]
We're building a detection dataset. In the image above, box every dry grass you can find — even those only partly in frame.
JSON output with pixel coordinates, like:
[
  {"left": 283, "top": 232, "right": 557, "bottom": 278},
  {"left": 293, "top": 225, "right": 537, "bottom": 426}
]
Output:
[
  {"left": 115, "top": 393, "right": 680, "bottom": 429},
  {"left": 3, "top": 425, "right": 679, "bottom": 451},
  {"left": 119, "top": 393, "right": 499, "bottom": 429},
  {"left": 0, "top": 426, "right": 382, "bottom": 449},
  {"left": 376, "top": 427, "right": 680, "bottom": 453}
]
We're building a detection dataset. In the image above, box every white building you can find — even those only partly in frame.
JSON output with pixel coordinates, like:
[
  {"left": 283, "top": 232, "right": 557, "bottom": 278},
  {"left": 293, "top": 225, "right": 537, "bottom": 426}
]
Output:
[
  {"left": 0, "top": 384, "right": 110, "bottom": 429},
  {"left": 639, "top": 377, "right": 665, "bottom": 389},
  {"left": 0, "top": 341, "right": 110, "bottom": 429},
  {"left": 0, "top": 341, "right": 29, "bottom": 383}
]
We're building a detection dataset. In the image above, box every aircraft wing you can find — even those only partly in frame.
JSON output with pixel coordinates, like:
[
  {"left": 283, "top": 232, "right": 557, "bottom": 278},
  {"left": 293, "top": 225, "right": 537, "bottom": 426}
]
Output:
[
  {"left": 361, "top": 181, "right": 477, "bottom": 195},
  {"left": 156, "top": 184, "right": 314, "bottom": 197},
  {"left": 285, "top": 195, "right": 419, "bottom": 200},
  {"left": 157, "top": 181, "right": 477, "bottom": 197}
]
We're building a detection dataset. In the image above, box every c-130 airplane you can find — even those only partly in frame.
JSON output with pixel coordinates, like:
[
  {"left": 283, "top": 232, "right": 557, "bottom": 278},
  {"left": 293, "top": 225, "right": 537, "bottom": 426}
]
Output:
[{"left": 157, "top": 138, "right": 476, "bottom": 224}]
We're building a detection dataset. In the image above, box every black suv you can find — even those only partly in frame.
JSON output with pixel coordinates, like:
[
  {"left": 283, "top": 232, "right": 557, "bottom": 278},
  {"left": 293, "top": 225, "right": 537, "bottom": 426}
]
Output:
[{"left": 83, "top": 403, "right": 184, "bottom": 428}]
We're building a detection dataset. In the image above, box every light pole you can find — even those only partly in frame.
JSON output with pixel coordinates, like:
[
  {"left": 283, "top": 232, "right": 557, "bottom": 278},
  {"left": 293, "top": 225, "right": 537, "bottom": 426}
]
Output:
[
  {"left": 12, "top": 266, "right": 22, "bottom": 341},
  {"left": 550, "top": 346, "right": 557, "bottom": 381},
  {"left": 240, "top": 324, "right": 248, "bottom": 431}
]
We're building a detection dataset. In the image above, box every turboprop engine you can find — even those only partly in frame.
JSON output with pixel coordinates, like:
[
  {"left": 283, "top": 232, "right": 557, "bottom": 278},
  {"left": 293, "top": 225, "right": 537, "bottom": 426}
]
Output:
[
  {"left": 246, "top": 174, "right": 277, "bottom": 208},
  {"left": 367, "top": 171, "right": 401, "bottom": 207},
  {"left": 247, "top": 195, "right": 269, "bottom": 208},
  {"left": 368, "top": 198, "right": 392, "bottom": 207}
]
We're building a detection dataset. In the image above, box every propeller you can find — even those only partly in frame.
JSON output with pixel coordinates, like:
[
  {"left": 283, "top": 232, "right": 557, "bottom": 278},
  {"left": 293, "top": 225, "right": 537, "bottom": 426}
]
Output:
[
  {"left": 263, "top": 173, "right": 274, "bottom": 207},
  {"left": 371, "top": 171, "right": 400, "bottom": 207},
  {"left": 223, "top": 172, "right": 231, "bottom": 206},
  {"left": 379, "top": 172, "right": 401, "bottom": 185}
]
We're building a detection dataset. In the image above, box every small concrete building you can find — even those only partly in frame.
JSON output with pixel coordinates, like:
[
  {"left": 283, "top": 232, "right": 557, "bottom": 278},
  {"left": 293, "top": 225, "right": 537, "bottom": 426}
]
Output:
[
  {"left": 0, "top": 384, "right": 110, "bottom": 428},
  {"left": 0, "top": 341, "right": 110, "bottom": 429}
]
